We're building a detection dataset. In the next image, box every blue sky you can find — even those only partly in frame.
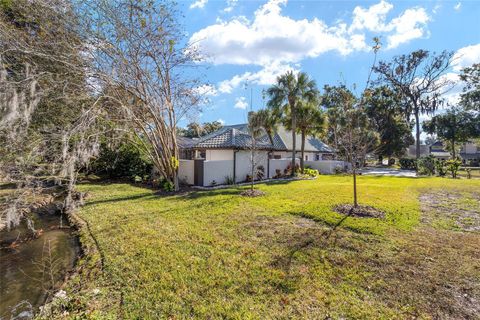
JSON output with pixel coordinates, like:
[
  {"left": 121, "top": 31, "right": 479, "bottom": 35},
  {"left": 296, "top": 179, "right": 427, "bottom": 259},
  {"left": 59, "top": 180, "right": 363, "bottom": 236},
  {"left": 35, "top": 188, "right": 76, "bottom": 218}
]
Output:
[{"left": 179, "top": 0, "right": 480, "bottom": 128}]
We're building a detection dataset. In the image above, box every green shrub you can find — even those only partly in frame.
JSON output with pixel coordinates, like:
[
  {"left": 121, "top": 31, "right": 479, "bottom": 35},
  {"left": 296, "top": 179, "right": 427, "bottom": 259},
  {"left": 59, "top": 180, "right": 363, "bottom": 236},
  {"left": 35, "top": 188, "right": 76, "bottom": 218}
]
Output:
[
  {"left": 399, "top": 158, "right": 417, "bottom": 170},
  {"left": 303, "top": 168, "right": 319, "bottom": 177},
  {"left": 90, "top": 142, "right": 152, "bottom": 180},
  {"left": 434, "top": 159, "right": 447, "bottom": 177},
  {"left": 224, "top": 176, "right": 235, "bottom": 185},
  {"left": 161, "top": 180, "right": 175, "bottom": 192},
  {"left": 446, "top": 159, "right": 462, "bottom": 178},
  {"left": 256, "top": 165, "right": 265, "bottom": 180},
  {"left": 417, "top": 156, "right": 435, "bottom": 176},
  {"left": 334, "top": 165, "right": 344, "bottom": 174}
]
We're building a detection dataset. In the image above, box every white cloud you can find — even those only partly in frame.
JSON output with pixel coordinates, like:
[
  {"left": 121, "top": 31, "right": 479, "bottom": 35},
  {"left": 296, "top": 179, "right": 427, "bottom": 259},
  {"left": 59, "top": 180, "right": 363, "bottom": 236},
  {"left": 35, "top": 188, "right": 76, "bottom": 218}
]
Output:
[
  {"left": 234, "top": 97, "right": 249, "bottom": 109},
  {"left": 451, "top": 43, "right": 480, "bottom": 71},
  {"left": 454, "top": 2, "right": 462, "bottom": 11},
  {"left": 217, "top": 118, "right": 225, "bottom": 125},
  {"left": 218, "top": 61, "right": 298, "bottom": 93},
  {"left": 190, "top": 0, "right": 208, "bottom": 10},
  {"left": 385, "top": 7, "right": 430, "bottom": 49},
  {"left": 349, "top": 0, "right": 394, "bottom": 33},
  {"left": 189, "top": 0, "right": 431, "bottom": 67},
  {"left": 194, "top": 84, "right": 218, "bottom": 97},
  {"left": 223, "top": 0, "right": 238, "bottom": 13}
]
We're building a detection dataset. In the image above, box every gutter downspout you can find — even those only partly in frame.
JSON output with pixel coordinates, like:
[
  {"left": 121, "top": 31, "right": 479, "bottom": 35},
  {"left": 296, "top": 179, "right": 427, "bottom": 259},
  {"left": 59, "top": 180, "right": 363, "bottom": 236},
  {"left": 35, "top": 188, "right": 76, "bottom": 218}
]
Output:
[
  {"left": 233, "top": 150, "right": 238, "bottom": 184},
  {"left": 267, "top": 151, "right": 271, "bottom": 179}
]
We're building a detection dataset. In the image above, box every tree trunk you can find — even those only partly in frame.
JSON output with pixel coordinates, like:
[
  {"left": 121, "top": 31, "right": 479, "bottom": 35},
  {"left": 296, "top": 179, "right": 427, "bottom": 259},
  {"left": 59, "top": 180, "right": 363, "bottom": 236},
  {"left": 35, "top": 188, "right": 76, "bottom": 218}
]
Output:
[
  {"left": 415, "top": 109, "right": 421, "bottom": 161},
  {"left": 300, "top": 130, "right": 305, "bottom": 173},
  {"left": 173, "top": 170, "right": 179, "bottom": 192},
  {"left": 291, "top": 107, "right": 296, "bottom": 176},
  {"left": 251, "top": 149, "right": 255, "bottom": 191},
  {"left": 452, "top": 139, "right": 456, "bottom": 159},
  {"left": 353, "top": 165, "right": 358, "bottom": 207}
]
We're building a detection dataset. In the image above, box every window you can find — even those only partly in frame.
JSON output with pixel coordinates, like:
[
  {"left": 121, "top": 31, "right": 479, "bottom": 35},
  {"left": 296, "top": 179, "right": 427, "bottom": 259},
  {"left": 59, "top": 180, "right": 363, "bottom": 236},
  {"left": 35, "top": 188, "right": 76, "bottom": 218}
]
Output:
[
  {"left": 305, "top": 155, "right": 308, "bottom": 161},
  {"left": 315, "top": 154, "right": 320, "bottom": 161}
]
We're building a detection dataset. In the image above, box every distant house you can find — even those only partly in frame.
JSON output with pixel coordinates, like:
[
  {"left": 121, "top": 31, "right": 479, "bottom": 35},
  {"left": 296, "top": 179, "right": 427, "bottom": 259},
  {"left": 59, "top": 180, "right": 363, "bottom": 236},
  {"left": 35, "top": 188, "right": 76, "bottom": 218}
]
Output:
[
  {"left": 406, "top": 144, "right": 430, "bottom": 158},
  {"left": 429, "top": 141, "right": 450, "bottom": 161},
  {"left": 405, "top": 141, "right": 480, "bottom": 165},
  {"left": 459, "top": 142, "right": 480, "bottom": 165},
  {"left": 177, "top": 124, "right": 346, "bottom": 186}
]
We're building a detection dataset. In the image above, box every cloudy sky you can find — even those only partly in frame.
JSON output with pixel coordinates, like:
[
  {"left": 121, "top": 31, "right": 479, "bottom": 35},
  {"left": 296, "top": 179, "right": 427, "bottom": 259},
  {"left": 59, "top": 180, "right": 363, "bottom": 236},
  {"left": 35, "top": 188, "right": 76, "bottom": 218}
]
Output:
[{"left": 181, "top": 0, "right": 480, "bottom": 127}]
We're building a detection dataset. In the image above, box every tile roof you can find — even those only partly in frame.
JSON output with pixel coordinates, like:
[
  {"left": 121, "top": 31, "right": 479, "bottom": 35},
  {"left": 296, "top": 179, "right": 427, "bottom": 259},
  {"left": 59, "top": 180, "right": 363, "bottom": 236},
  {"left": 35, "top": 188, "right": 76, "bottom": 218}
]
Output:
[
  {"left": 181, "top": 124, "right": 333, "bottom": 153},
  {"left": 275, "top": 126, "right": 333, "bottom": 153}
]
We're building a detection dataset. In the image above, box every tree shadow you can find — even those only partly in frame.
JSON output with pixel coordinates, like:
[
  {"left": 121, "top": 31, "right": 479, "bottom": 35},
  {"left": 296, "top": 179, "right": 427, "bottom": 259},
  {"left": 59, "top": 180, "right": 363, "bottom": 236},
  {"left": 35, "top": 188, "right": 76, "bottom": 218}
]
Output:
[
  {"left": 179, "top": 188, "right": 244, "bottom": 200},
  {"left": 84, "top": 192, "right": 155, "bottom": 206}
]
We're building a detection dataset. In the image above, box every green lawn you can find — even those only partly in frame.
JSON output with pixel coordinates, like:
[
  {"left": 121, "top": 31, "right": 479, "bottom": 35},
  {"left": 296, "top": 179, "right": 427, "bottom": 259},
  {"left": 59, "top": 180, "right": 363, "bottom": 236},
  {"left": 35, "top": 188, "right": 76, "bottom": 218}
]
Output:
[{"left": 50, "top": 176, "right": 480, "bottom": 319}]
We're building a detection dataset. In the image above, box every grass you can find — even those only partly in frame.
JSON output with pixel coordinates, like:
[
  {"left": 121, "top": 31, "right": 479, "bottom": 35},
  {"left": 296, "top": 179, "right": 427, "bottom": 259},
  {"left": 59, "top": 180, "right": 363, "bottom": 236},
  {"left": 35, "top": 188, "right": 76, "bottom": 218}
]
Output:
[{"left": 50, "top": 175, "right": 479, "bottom": 319}]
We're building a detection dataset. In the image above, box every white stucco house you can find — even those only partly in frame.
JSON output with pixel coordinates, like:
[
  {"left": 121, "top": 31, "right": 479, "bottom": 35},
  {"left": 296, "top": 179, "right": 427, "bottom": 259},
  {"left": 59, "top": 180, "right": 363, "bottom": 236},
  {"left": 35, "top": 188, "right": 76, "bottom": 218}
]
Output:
[{"left": 178, "top": 124, "right": 347, "bottom": 187}]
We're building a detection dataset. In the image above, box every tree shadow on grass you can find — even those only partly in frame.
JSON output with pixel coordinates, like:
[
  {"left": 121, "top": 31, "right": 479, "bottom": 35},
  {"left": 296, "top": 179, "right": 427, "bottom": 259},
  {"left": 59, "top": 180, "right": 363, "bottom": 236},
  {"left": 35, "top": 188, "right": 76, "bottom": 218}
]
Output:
[
  {"left": 84, "top": 192, "right": 155, "bottom": 206},
  {"left": 179, "top": 188, "right": 243, "bottom": 200}
]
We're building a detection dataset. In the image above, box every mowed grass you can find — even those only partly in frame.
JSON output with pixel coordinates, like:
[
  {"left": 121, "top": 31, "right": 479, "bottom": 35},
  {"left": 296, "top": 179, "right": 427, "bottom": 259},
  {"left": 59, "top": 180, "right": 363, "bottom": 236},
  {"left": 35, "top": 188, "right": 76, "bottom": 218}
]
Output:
[{"left": 60, "top": 176, "right": 480, "bottom": 319}]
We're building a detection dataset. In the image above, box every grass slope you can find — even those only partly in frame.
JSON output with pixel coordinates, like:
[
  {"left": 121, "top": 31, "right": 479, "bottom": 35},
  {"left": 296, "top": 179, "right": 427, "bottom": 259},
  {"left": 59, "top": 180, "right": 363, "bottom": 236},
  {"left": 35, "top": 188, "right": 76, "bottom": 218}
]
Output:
[{"left": 55, "top": 176, "right": 479, "bottom": 319}]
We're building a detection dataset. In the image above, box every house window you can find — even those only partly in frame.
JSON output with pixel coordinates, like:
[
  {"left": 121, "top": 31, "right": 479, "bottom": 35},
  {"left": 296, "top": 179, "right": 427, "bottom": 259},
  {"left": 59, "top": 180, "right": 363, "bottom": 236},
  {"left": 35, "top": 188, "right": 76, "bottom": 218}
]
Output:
[
  {"left": 274, "top": 155, "right": 281, "bottom": 159},
  {"left": 305, "top": 155, "right": 308, "bottom": 161},
  {"left": 315, "top": 154, "right": 320, "bottom": 161}
]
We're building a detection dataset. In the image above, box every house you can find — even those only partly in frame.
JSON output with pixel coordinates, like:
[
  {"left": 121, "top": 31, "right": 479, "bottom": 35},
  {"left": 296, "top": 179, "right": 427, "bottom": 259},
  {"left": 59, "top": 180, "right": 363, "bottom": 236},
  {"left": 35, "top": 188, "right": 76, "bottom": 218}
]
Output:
[
  {"left": 405, "top": 141, "right": 480, "bottom": 165},
  {"left": 459, "top": 142, "right": 480, "bottom": 165},
  {"left": 429, "top": 141, "right": 450, "bottom": 161},
  {"left": 178, "top": 124, "right": 346, "bottom": 186}
]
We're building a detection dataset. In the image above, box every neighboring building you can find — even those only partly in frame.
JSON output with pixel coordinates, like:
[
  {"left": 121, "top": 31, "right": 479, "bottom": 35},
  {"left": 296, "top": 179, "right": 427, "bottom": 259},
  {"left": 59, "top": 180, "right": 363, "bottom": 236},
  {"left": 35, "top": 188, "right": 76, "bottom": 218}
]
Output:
[
  {"left": 406, "top": 144, "right": 430, "bottom": 158},
  {"left": 405, "top": 141, "right": 480, "bottom": 165},
  {"left": 460, "top": 142, "right": 480, "bottom": 165},
  {"left": 429, "top": 141, "right": 450, "bottom": 161},
  {"left": 177, "top": 124, "right": 345, "bottom": 186}
]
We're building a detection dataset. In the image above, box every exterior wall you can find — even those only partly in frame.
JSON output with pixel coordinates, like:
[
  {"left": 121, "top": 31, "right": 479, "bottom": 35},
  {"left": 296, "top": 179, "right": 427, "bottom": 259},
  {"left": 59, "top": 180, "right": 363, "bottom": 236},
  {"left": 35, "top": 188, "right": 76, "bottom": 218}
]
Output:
[
  {"left": 406, "top": 145, "right": 430, "bottom": 158},
  {"left": 268, "top": 159, "right": 299, "bottom": 178},
  {"left": 272, "top": 151, "right": 294, "bottom": 159},
  {"left": 178, "top": 160, "right": 194, "bottom": 185},
  {"left": 235, "top": 150, "right": 269, "bottom": 183},
  {"left": 463, "top": 143, "right": 478, "bottom": 154},
  {"left": 203, "top": 160, "right": 234, "bottom": 186},
  {"left": 272, "top": 151, "right": 333, "bottom": 161},
  {"left": 305, "top": 160, "right": 350, "bottom": 174},
  {"left": 205, "top": 149, "right": 234, "bottom": 161}
]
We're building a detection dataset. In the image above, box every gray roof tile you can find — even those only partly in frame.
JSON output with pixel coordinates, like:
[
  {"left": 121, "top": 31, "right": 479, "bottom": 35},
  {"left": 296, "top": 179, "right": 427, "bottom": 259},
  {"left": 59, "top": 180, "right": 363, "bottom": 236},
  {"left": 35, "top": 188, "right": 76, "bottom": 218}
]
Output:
[{"left": 183, "top": 124, "right": 332, "bottom": 153}]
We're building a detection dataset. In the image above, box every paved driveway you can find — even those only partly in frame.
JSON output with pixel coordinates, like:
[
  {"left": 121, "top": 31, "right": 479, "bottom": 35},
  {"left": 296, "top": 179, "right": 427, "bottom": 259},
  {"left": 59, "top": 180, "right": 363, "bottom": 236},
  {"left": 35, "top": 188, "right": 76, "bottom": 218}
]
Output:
[{"left": 359, "top": 167, "right": 417, "bottom": 177}]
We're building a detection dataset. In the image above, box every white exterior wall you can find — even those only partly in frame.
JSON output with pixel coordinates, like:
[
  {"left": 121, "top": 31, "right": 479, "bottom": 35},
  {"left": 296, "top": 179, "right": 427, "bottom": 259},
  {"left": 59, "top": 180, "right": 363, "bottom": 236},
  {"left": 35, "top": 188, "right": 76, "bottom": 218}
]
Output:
[
  {"left": 272, "top": 151, "right": 331, "bottom": 161},
  {"left": 234, "top": 150, "right": 269, "bottom": 183},
  {"left": 178, "top": 160, "right": 194, "bottom": 185},
  {"left": 272, "top": 151, "right": 298, "bottom": 159},
  {"left": 304, "top": 160, "right": 350, "bottom": 174},
  {"left": 464, "top": 143, "right": 478, "bottom": 154},
  {"left": 303, "top": 152, "right": 317, "bottom": 161},
  {"left": 203, "top": 160, "right": 234, "bottom": 186},
  {"left": 268, "top": 159, "right": 300, "bottom": 177},
  {"left": 205, "top": 149, "right": 234, "bottom": 161}
]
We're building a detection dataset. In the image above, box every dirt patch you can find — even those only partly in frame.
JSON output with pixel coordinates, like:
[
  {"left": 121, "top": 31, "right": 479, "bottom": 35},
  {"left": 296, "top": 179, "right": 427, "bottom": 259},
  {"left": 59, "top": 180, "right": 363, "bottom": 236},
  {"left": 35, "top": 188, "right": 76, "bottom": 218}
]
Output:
[
  {"left": 420, "top": 191, "right": 480, "bottom": 232},
  {"left": 334, "top": 204, "right": 385, "bottom": 218},
  {"left": 240, "top": 189, "right": 266, "bottom": 197}
]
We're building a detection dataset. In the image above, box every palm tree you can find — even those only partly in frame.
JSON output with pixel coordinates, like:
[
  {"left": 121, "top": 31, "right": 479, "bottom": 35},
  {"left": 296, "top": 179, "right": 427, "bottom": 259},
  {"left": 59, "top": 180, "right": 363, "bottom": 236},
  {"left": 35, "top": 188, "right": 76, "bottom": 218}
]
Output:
[
  {"left": 284, "top": 100, "right": 326, "bottom": 172},
  {"left": 267, "top": 71, "right": 318, "bottom": 176},
  {"left": 248, "top": 108, "right": 279, "bottom": 144}
]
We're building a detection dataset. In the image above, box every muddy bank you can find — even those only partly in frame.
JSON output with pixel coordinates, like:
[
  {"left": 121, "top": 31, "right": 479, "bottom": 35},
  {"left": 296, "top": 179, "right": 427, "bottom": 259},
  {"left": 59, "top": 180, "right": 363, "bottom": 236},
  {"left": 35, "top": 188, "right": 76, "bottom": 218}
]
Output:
[{"left": 0, "top": 202, "right": 80, "bottom": 319}]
